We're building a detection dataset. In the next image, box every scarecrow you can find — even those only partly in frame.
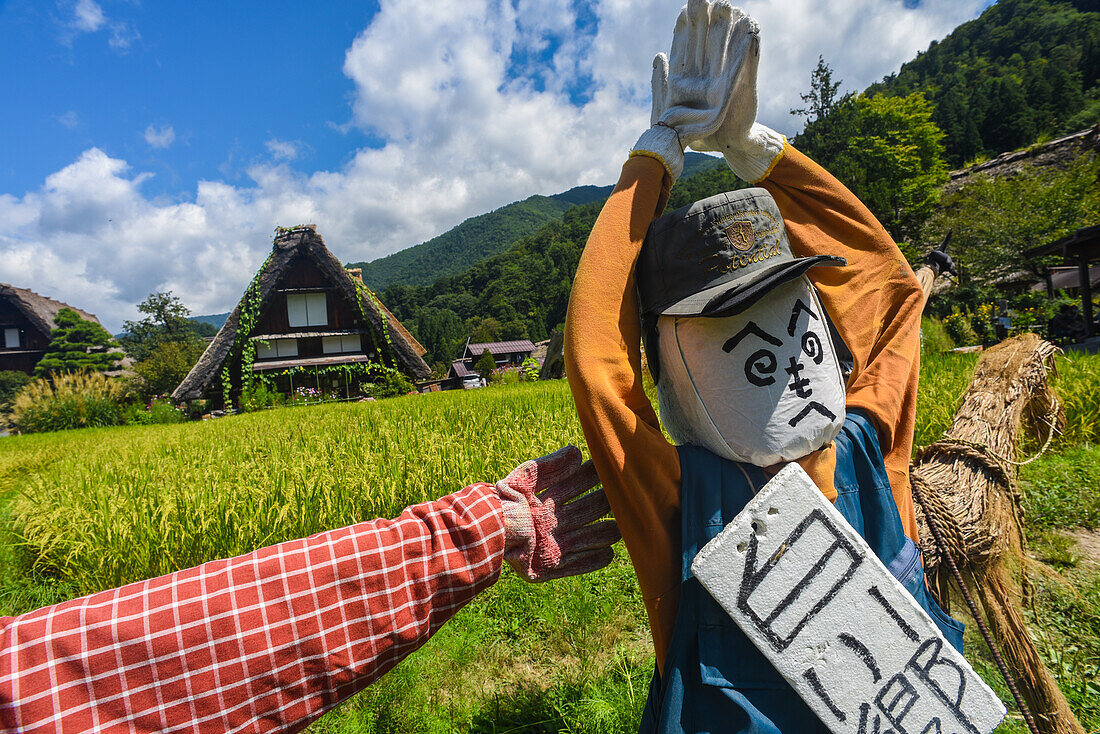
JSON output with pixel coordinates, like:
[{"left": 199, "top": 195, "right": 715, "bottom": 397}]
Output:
[
  {"left": 0, "top": 447, "right": 618, "bottom": 733},
  {"left": 564, "top": 2, "right": 963, "bottom": 730}
]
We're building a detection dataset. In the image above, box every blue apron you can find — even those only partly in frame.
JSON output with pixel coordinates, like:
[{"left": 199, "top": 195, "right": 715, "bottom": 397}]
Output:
[{"left": 640, "top": 410, "right": 964, "bottom": 733}]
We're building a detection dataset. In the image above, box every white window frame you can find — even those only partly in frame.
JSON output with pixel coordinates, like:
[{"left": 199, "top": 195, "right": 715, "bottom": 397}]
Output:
[
  {"left": 286, "top": 292, "right": 328, "bottom": 328},
  {"left": 3, "top": 328, "right": 18, "bottom": 349},
  {"left": 256, "top": 338, "right": 299, "bottom": 359},
  {"left": 322, "top": 334, "right": 362, "bottom": 354}
]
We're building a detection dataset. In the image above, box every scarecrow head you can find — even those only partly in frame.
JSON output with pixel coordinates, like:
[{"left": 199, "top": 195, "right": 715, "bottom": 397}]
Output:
[{"left": 638, "top": 188, "right": 847, "bottom": 466}]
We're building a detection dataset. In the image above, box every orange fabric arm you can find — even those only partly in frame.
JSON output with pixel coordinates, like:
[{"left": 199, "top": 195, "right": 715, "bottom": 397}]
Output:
[
  {"left": 761, "top": 144, "right": 924, "bottom": 542},
  {"left": 565, "top": 156, "right": 682, "bottom": 668}
]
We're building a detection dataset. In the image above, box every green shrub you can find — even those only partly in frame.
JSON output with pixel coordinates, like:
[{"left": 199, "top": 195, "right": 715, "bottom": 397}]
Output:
[
  {"left": 0, "top": 370, "right": 32, "bottom": 413},
  {"left": 10, "top": 372, "right": 127, "bottom": 433},
  {"left": 920, "top": 317, "right": 954, "bottom": 354},
  {"left": 240, "top": 382, "right": 286, "bottom": 412},
  {"left": 363, "top": 370, "right": 413, "bottom": 399},
  {"left": 520, "top": 356, "right": 540, "bottom": 382},
  {"left": 492, "top": 367, "right": 521, "bottom": 385},
  {"left": 125, "top": 397, "right": 187, "bottom": 425},
  {"left": 943, "top": 310, "right": 978, "bottom": 347},
  {"left": 132, "top": 339, "right": 206, "bottom": 400}
]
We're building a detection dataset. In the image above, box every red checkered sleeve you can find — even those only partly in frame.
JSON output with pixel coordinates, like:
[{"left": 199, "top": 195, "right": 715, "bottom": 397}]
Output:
[{"left": 0, "top": 482, "right": 505, "bottom": 733}]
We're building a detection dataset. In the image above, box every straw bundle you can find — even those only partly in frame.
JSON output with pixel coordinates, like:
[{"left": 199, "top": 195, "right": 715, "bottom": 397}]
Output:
[{"left": 911, "top": 334, "right": 1082, "bottom": 734}]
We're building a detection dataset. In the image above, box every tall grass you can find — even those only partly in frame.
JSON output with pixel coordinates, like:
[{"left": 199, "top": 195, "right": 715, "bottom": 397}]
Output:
[
  {"left": 913, "top": 348, "right": 1100, "bottom": 451},
  {"left": 9, "top": 371, "right": 128, "bottom": 433},
  {"left": 1052, "top": 350, "right": 1100, "bottom": 447},
  {"left": 7, "top": 382, "right": 587, "bottom": 593}
]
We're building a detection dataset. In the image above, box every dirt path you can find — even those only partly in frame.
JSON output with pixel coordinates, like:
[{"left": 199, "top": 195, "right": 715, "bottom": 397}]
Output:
[{"left": 1066, "top": 528, "right": 1100, "bottom": 572}]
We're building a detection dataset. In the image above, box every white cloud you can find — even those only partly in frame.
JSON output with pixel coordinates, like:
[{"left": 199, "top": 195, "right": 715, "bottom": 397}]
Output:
[
  {"left": 57, "top": 110, "right": 80, "bottom": 129},
  {"left": 7, "top": 0, "right": 988, "bottom": 331},
  {"left": 62, "top": 0, "right": 138, "bottom": 52},
  {"left": 71, "top": 0, "right": 105, "bottom": 33},
  {"left": 143, "top": 125, "right": 176, "bottom": 149},
  {"left": 265, "top": 139, "right": 301, "bottom": 161},
  {"left": 108, "top": 22, "right": 139, "bottom": 50}
]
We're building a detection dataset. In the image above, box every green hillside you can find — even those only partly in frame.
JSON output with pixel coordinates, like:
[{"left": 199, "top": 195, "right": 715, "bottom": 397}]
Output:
[
  {"left": 348, "top": 153, "right": 724, "bottom": 292},
  {"left": 865, "top": 0, "right": 1100, "bottom": 166}
]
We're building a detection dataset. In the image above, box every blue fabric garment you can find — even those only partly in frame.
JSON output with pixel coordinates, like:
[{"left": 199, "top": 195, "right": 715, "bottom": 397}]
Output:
[{"left": 640, "top": 410, "right": 964, "bottom": 734}]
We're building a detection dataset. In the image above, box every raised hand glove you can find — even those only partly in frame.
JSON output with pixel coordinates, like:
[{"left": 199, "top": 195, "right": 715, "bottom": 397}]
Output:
[
  {"left": 682, "top": 6, "right": 785, "bottom": 183},
  {"left": 497, "top": 445, "right": 620, "bottom": 582},
  {"left": 632, "top": 0, "right": 757, "bottom": 183},
  {"left": 923, "top": 249, "right": 957, "bottom": 277}
]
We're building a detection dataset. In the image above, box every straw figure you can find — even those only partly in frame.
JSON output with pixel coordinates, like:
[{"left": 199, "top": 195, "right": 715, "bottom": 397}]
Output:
[{"left": 910, "top": 333, "right": 1084, "bottom": 734}]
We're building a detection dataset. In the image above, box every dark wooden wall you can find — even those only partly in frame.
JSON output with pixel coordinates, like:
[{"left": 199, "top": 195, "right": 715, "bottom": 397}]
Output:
[{"left": 0, "top": 298, "right": 50, "bottom": 374}]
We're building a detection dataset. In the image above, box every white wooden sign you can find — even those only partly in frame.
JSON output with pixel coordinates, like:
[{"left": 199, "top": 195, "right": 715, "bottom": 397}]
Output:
[{"left": 690, "top": 464, "right": 1006, "bottom": 734}]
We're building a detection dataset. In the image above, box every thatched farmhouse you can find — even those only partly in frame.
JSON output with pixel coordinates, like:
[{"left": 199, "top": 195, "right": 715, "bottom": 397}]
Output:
[
  {"left": 0, "top": 283, "right": 101, "bottom": 374},
  {"left": 172, "top": 225, "right": 429, "bottom": 408}
]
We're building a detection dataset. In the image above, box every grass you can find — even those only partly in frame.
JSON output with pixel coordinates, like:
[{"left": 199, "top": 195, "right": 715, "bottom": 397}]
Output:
[{"left": 1, "top": 350, "right": 1099, "bottom": 732}]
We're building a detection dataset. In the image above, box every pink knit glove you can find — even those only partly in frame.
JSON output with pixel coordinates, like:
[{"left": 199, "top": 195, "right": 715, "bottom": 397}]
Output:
[{"left": 496, "top": 446, "right": 621, "bottom": 582}]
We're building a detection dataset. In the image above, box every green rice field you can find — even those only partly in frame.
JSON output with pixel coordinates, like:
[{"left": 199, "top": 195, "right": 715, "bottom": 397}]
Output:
[{"left": 1, "top": 351, "right": 1098, "bottom": 732}]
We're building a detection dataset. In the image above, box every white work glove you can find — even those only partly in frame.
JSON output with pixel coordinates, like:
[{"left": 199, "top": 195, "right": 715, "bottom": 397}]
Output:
[
  {"left": 497, "top": 446, "right": 621, "bottom": 582},
  {"left": 685, "top": 6, "right": 786, "bottom": 183},
  {"left": 631, "top": 0, "right": 757, "bottom": 183}
]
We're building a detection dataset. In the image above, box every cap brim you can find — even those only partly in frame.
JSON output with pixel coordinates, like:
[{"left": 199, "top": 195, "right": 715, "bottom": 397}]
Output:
[{"left": 657, "top": 255, "right": 846, "bottom": 317}]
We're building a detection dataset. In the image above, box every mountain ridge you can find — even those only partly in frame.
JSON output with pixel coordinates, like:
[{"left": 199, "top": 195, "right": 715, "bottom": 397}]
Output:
[{"left": 346, "top": 152, "right": 724, "bottom": 291}]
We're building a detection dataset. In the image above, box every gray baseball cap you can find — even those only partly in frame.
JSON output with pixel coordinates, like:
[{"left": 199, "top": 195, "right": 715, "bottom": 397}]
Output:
[{"left": 637, "top": 188, "right": 845, "bottom": 318}]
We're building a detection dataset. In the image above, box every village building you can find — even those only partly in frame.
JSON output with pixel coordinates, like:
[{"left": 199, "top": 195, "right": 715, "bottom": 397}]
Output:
[
  {"left": 172, "top": 225, "right": 430, "bottom": 408},
  {"left": 445, "top": 338, "right": 537, "bottom": 388},
  {"left": 0, "top": 283, "right": 102, "bottom": 375}
]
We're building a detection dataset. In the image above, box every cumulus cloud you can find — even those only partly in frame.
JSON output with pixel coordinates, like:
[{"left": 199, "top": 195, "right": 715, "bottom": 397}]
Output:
[
  {"left": 8, "top": 0, "right": 987, "bottom": 331},
  {"left": 143, "top": 125, "right": 176, "bottom": 149},
  {"left": 265, "top": 139, "right": 301, "bottom": 161}
]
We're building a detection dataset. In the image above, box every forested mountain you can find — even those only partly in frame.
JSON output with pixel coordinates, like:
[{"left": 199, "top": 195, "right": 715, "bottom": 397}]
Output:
[
  {"left": 864, "top": 0, "right": 1099, "bottom": 166},
  {"left": 347, "top": 153, "right": 723, "bottom": 291},
  {"left": 383, "top": 163, "right": 744, "bottom": 368}
]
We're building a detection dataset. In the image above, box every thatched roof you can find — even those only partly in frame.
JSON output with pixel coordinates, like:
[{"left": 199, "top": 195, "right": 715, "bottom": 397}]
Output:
[
  {"left": 0, "top": 282, "right": 101, "bottom": 335},
  {"left": 172, "top": 225, "right": 429, "bottom": 402},
  {"left": 945, "top": 124, "right": 1099, "bottom": 193}
]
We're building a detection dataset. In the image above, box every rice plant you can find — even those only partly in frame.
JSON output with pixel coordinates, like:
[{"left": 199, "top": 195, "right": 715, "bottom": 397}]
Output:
[{"left": 2, "top": 348, "right": 1098, "bottom": 732}]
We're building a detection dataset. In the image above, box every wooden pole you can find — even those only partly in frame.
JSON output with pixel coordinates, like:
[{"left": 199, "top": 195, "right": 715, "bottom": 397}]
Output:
[{"left": 1078, "top": 254, "right": 1094, "bottom": 338}]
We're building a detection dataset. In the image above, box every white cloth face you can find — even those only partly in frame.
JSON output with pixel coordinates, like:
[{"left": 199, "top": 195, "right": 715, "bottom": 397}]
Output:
[{"left": 656, "top": 277, "right": 845, "bottom": 466}]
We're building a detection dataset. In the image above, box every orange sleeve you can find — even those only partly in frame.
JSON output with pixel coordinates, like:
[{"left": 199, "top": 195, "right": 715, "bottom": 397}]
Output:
[
  {"left": 760, "top": 144, "right": 923, "bottom": 542},
  {"left": 565, "top": 156, "right": 682, "bottom": 668}
]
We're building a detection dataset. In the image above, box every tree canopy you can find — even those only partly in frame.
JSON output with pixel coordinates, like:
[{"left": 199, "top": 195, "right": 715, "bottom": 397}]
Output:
[
  {"left": 864, "top": 0, "right": 1100, "bottom": 167},
  {"left": 795, "top": 91, "right": 949, "bottom": 241},
  {"left": 121, "top": 292, "right": 205, "bottom": 362},
  {"left": 920, "top": 154, "right": 1100, "bottom": 295}
]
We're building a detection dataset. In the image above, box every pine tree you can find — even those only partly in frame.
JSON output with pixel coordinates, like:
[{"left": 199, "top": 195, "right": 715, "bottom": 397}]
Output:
[
  {"left": 34, "top": 309, "right": 120, "bottom": 377},
  {"left": 790, "top": 55, "right": 848, "bottom": 122},
  {"left": 475, "top": 349, "right": 496, "bottom": 381}
]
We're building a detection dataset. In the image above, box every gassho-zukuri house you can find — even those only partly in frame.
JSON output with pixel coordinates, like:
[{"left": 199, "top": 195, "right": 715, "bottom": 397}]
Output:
[
  {"left": 172, "top": 225, "right": 429, "bottom": 408},
  {"left": 0, "top": 283, "right": 102, "bottom": 375}
]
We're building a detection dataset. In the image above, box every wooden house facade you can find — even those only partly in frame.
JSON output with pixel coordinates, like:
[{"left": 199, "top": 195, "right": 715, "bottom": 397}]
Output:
[
  {"left": 172, "top": 225, "right": 429, "bottom": 407},
  {"left": 0, "top": 283, "right": 101, "bottom": 375}
]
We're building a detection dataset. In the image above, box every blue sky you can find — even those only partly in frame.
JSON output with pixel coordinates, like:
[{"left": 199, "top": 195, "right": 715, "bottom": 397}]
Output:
[
  {"left": 1, "top": 1, "right": 385, "bottom": 198},
  {"left": 1, "top": 0, "right": 994, "bottom": 330}
]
